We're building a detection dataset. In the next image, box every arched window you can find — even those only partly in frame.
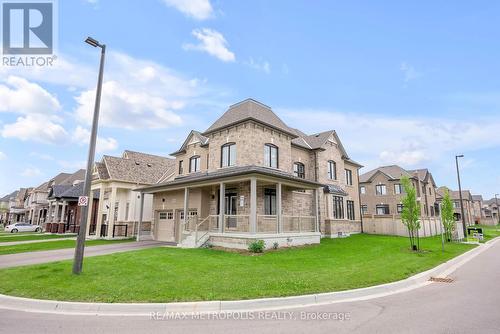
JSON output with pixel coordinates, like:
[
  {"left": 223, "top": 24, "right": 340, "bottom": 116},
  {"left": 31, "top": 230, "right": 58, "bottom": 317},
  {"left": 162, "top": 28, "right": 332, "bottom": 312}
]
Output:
[
  {"left": 327, "top": 160, "right": 336, "bottom": 180},
  {"left": 264, "top": 144, "right": 278, "bottom": 168},
  {"left": 293, "top": 162, "right": 305, "bottom": 178},
  {"left": 189, "top": 155, "right": 201, "bottom": 173},
  {"left": 221, "top": 143, "right": 236, "bottom": 167}
]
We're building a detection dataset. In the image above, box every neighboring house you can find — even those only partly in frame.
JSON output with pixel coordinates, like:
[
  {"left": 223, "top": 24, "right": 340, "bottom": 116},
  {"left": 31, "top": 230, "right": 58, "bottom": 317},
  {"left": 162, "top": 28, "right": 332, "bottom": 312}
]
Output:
[
  {"left": 0, "top": 191, "right": 17, "bottom": 225},
  {"left": 471, "top": 195, "right": 485, "bottom": 224},
  {"left": 8, "top": 188, "right": 31, "bottom": 223},
  {"left": 138, "top": 98, "right": 363, "bottom": 249},
  {"left": 483, "top": 198, "right": 499, "bottom": 225},
  {"left": 82, "top": 150, "right": 176, "bottom": 239},
  {"left": 359, "top": 165, "right": 439, "bottom": 218},
  {"left": 25, "top": 171, "right": 84, "bottom": 226},
  {"left": 436, "top": 187, "right": 474, "bottom": 226},
  {"left": 46, "top": 180, "right": 99, "bottom": 234}
]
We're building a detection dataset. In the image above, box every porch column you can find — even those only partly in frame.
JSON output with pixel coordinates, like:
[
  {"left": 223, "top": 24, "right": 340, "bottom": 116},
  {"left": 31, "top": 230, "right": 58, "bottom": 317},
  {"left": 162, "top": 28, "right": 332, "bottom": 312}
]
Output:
[
  {"left": 106, "top": 187, "right": 117, "bottom": 238},
  {"left": 183, "top": 187, "right": 189, "bottom": 236},
  {"left": 314, "top": 188, "right": 320, "bottom": 233},
  {"left": 47, "top": 202, "right": 53, "bottom": 226},
  {"left": 60, "top": 201, "right": 67, "bottom": 224},
  {"left": 250, "top": 177, "right": 257, "bottom": 234},
  {"left": 277, "top": 183, "right": 282, "bottom": 234},
  {"left": 219, "top": 182, "right": 225, "bottom": 233},
  {"left": 85, "top": 190, "right": 95, "bottom": 237},
  {"left": 95, "top": 185, "right": 105, "bottom": 238},
  {"left": 136, "top": 192, "right": 145, "bottom": 242},
  {"left": 53, "top": 202, "right": 60, "bottom": 224}
]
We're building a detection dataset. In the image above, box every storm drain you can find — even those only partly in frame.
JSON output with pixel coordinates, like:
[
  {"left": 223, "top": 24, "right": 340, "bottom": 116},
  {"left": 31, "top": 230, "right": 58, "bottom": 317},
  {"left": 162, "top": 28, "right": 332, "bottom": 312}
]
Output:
[{"left": 429, "top": 277, "right": 454, "bottom": 283}]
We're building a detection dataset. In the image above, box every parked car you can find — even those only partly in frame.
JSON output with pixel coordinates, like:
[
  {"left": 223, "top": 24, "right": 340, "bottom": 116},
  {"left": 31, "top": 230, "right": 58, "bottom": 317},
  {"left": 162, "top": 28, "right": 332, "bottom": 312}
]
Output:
[{"left": 4, "top": 223, "right": 41, "bottom": 233}]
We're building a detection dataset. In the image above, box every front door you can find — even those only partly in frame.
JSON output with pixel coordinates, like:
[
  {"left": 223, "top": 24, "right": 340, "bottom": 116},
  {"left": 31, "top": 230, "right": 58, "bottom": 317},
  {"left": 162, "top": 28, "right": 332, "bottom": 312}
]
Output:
[
  {"left": 156, "top": 211, "right": 175, "bottom": 242},
  {"left": 225, "top": 193, "right": 237, "bottom": 228}
]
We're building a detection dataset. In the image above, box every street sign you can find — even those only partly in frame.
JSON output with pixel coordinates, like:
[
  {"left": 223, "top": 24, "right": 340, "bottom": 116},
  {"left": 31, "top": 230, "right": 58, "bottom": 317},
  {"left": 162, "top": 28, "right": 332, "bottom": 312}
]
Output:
[{"left": 78, "top": 196, "right": 89, "bottom": 207}]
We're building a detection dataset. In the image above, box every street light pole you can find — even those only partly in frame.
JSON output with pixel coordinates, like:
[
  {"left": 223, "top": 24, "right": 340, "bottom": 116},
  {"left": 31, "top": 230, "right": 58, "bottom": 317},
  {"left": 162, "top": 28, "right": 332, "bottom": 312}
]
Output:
[
  {"left": 455, "top": 155, "right": 467, "bottom": 240},
  {"left": 72, "top": 37, "right": 106, "bottom": 275}
]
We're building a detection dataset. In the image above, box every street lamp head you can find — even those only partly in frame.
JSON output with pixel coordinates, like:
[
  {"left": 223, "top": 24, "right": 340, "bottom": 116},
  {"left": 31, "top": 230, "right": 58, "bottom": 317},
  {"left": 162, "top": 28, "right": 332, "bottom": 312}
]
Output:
[
  {"left": 456, "top": 154, "right": 464, "bottom": 158},
  {"left": 85, "top": 36, "right": 100, "bottom": 48}
]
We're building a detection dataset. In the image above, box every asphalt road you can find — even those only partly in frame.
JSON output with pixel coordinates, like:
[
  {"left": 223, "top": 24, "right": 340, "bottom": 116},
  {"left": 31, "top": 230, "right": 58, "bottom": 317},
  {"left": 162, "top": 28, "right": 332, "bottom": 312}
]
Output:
[
  {"left": 0, "top": 240, "right": 168, "bottom": 269},
  {"left": 1, "top": 240, "right": 499, "bottom": 334}
]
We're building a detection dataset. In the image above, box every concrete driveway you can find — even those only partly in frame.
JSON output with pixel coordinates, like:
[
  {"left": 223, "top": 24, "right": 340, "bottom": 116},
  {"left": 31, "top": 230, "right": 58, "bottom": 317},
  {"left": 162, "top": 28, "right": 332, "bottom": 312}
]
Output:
[
  {"left": 0, "top": 239, "right": 499, "bottom": 333},
  {"left": 0, "top": 241, "right": 170, "bottom": 269}
]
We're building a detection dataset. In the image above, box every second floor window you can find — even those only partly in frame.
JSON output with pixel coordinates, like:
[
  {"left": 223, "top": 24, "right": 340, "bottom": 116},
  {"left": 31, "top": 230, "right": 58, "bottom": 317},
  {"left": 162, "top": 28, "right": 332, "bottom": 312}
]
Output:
[
  {"left": 345, "top": 169, "right": 353, "bottom": 185},
  {"left": 375, "top": 184, "right": 387, "bottom": 195},
  {"left": 293, "top": 162, "right": 305, "bottom": 178},
  {"left": 221, "top": 143, "right": 236, "bottom": 167},
  {"left": 327, "top": 160, "right": 336, "bottom": 180},
  {"left": 189, "top": 156, "right": 201, "bottom": 173},
  {"left": 264, "top": 144, "right": 278, "bottom": 168},
  {"left": 394, "top": 184, "right": 403, "bottom": 194},
  {"left": 178, "top": 160, "right": 184, "bottom": 174},
  {"left": 360, "top": 186, "right": 366, "bottom": 194}
]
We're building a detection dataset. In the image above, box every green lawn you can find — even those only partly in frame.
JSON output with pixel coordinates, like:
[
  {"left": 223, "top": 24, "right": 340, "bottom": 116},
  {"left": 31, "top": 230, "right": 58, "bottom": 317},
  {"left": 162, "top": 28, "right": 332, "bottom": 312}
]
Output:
[
  {"left": 0, "top": 233, "right": 76, "bottom": 243},
  {"left": 0, "top": 238, "right": 134, "bottom": 255},
  {"left": 476, "top": 224, "right": 500, "bottom": 242},
  {"left": 0, "top": 234, "right": 475, "bottom": 303}
]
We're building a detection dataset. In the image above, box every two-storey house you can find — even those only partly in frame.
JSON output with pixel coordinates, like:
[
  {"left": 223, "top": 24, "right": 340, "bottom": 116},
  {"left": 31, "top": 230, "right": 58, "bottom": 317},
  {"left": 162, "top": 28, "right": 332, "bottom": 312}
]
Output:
[
  {"left": 436, "top": 187, "right": 474, "bottom": 226},
  {"left": 138, "top": 99, "right": 362, "bottom": 249}
]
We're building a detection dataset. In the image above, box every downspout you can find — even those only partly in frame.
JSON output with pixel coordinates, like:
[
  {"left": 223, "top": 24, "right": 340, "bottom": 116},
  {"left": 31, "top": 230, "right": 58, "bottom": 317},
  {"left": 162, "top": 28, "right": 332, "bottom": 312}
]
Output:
[
  {"left": 314, "top": 150, "right": 321, "bottom": 234},
  {"left": 357, "top": 168, "right": 364, "bottom": 233}
]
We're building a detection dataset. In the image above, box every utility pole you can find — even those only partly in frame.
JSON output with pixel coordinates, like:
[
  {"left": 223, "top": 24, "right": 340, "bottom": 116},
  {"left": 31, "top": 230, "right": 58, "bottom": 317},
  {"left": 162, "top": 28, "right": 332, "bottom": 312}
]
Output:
[
  {"left": 455, "top": 155, "right": 467, "bottom": 240},
  {"left": 73, "top": 37, "right": 106, "bottom": 275}
]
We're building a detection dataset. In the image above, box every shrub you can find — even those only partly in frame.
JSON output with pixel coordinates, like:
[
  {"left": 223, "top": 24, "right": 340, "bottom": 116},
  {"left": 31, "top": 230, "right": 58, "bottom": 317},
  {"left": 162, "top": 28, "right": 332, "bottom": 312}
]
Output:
[
  {"left": 272, "top": 242, "right": 279, "bottom": 250},
  {"left": 248, "top": 240, "right": 265, "bottom": 253}
]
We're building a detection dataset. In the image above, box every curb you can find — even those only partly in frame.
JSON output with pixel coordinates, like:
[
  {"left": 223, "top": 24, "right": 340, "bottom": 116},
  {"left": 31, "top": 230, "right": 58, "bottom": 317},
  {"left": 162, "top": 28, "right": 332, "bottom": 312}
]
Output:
[{"left": 0, "top": 237, "right": 498, "bottom": 316}]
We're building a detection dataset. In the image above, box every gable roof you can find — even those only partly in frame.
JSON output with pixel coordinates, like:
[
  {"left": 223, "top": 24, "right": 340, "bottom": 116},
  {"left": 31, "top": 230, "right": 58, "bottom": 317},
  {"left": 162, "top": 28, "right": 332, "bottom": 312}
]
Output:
[
  {"left": 171, "top": 130, "right": 209, "bottom": 155},
  {"left": 34, "top": 172, "right": 72, "bottom": 191},
  {"left": 472, "top": 195, "right": 483, "bottom": 202},
  {"left": 360, "top": 165, "right": 412, "bottom": 183},
  {"left": 203, "top": 99, "right": 297, "bottom": 137},
  {"left": 95, "top": 150, "right": 175, "bottom": 184},
  {"left": 0, "top": 190, "right": 18, "bottom": 202},
  {"left": 58, "top": 182, "right": 99, "bottom": 200},
  {"left": 436, "top": 187, "right": 472, "bottom": 201}
]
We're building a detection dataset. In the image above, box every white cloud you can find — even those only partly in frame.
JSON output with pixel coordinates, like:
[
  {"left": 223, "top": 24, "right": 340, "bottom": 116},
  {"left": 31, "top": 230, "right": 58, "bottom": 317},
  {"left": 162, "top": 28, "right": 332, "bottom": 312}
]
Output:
[
  {"left": 0, "top": 76, "right": 61, "bottom": 115},
  {"left": 29, "top": 152, "right": 54, "bottom": 160},
  {"left": 2, "top": 115, "right": 68, "bottom": 144},
  {"left": 162, "top": 0, "right": 213, "bottom": 20},
  {"left": 400, "top": 62, "right": 422, "bottom": 82},
  {"left": 183, "top": 28, "right": 235, "bottom": 62},
  {"left": 244, "top": 58, "right": 271, "bottom": 74},
  {"left": 57, "top": 160, "right": 86, "bottom": 170},
  {"left": 74, "top": 52, "right": 202, "bottom": 130},
  {"left": 279, "top": 108, "right": 500, "bottom": 170},
  {"left": 0, "top": 152, "right": 6, "bottom": 160},
  {"left": 72, "top": 126, "right": 118, "bottom": 153},
  {"left": 20, "top": 167, "right": 42, "bottom": 177}
]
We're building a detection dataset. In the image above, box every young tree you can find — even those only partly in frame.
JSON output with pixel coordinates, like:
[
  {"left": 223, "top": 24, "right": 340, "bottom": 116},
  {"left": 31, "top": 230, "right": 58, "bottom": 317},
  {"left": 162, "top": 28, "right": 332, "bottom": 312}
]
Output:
[
  {"left": 440, "top": 189, "right": 455, "bottom": 242},
  {"left": 400, "top": 176, "right": 421, "bottom": 251}
]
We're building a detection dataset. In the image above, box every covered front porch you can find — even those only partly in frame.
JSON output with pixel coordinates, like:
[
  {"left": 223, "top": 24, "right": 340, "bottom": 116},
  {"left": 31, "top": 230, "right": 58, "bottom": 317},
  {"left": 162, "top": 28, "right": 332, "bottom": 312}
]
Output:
[{"left": 140, "top": 168, "right": 322, "bottom": 249}]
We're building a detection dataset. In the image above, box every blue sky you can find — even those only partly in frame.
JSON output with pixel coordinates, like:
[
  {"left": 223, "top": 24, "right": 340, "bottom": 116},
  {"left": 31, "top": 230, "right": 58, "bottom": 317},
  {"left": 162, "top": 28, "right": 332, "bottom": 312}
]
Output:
[{"left": 1, "top": 0, "right": 499, "bottom": 199}]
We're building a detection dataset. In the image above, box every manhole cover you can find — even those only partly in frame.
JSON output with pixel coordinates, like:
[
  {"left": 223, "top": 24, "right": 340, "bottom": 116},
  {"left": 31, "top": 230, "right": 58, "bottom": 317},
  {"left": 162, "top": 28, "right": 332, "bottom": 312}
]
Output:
[{"left": 429, "top": 277, "right": 454, "bottom": 283}]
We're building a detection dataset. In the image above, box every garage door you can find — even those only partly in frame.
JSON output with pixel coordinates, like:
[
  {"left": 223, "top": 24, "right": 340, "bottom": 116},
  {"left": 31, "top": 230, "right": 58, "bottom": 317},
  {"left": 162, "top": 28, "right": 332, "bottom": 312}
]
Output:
[{"left": 156, "top": 211, "right": 175, "bottom": 242}]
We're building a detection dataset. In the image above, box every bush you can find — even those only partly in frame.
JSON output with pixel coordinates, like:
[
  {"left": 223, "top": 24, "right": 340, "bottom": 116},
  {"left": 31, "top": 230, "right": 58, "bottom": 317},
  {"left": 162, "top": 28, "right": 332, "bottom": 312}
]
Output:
[
  {"left": 248, "top": 240, "right": 265, "bottom": 253},
  {"left": 272, "top": 242, "right": 279, "bottom": 250}
]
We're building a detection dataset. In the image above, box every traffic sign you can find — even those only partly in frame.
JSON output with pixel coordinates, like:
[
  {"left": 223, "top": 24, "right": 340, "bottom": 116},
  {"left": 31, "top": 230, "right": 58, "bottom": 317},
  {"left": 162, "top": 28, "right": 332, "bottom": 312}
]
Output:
[{"left": 78, "top": 196, "right": 89, "bottom": 207}]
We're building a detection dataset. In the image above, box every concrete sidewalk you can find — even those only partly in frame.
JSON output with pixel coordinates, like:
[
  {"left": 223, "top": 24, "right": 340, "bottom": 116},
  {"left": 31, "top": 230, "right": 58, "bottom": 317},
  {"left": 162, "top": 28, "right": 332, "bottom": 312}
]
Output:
[
  {"left": 0, "top": 238, "right": 497, "bottom": 316},
  {"left": 0, "top": 240, "right": 169, "bottom": 269},
  {"left": 0, "top": 237, "right": 76, "bottom": 246}
]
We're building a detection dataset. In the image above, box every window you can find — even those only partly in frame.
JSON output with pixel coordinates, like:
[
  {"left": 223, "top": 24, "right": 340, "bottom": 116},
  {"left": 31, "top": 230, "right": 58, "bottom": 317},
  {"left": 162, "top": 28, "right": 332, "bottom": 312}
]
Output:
[
  {"left": 221, "top": 143, "right": 236, "bottom": 167},
  {"left": 167, "top": 211, "right": 173, "bottom": 220},
  {"left": 428, "top": 187, "right": 432, "bottom": 195},
  {"left": 360, "top": 186, "right": 366, "bottom": 194},
  {"left": 394, "top": 184, "right": 403, "bottom": 195},
  {"left": 376, "top": 204, "right": 390, "bottom": 215},
  {"left": 178, "top": 160, "right": 184, "bottom": 174},
  {"left": 453, "top": 201, "right": 460, "bottom": 209},
  {"left": 375, "top": 184, "right": 387, "bottom": 195},
  {"left": 332, "top": 196, "right": 344, "bottom": 219},
  {"left": 422, "top": 185, "right": 426, "bottom": 195},
  {"left": 293, "top": 162, "right": 305, "bottom": 178},
  {"left": 189, "top": 155, "right": 201, "bottom": 173},
  {"left": 113, "top": 202, "right": 119, "bottom": 222},
  {"left": 264, "top": 144, "right": 278, "bottom": 168},
  {"left": 125, "top": 202, "right": 130, "bottom": 221},
  {"left": 327, "top": 160, "right": 337, "bottom": 180},
  {"left": 345, "top": 169, "right": 353, "bottom": 185},
  {"left": 264, "top": 188, "right": 276, "bottom": 215},
  {"left": 430, "top": 206, "right": 435, "bottom": 216},
  {"left": 159, "top": 212, "right": 168, "bottom": 220},
  {"left": 347, "top": 200, "right": 355, "bottom": 220},
  {"left": 361, "top": 204, "right": 368, "bottom": 214},
  {"left": 397, "top": 204, "right": 403, "bottom": 214}
]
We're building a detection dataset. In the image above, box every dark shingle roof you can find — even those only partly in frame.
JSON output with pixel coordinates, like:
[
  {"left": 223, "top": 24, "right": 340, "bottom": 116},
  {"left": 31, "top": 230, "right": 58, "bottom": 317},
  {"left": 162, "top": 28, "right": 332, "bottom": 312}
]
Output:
[
  {"left": 59, "top": 182, "right": 99, "bottom": 199},
  {"left": 0, "top": 190, "right": 18, "bottom": 202},
  {"left": 323, "top": 184, "right": 348, "bottom": 196},
  {"left": 436, "top": 187, "right": 472, "bottom": 201},
  {"left": 171, "top": 130, "right": 209, "bottom": 155},
  {"left": 472, "top": 195, "right": 483, "bottom": 201},
  {"left": 204, "top": 99, "right": 297, "bottom": 137},
  {"left": 360, "top": 165, "right": 412, "bottom": 183}
]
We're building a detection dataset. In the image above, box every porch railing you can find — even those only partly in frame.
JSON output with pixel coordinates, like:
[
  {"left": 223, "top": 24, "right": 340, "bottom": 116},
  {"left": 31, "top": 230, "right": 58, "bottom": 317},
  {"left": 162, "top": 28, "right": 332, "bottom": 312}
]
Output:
[
  {"left": 224, "top": 215, "right": 250, "bottom": 233},
  {"left": 257, "top": 215, "right": 278, "bottom": 233},
  {"left": 195, "top": 215, "right": 219, "bottom": 246},
  {"left": 282, "top": 215, "right": 316, "bottom": 233}
]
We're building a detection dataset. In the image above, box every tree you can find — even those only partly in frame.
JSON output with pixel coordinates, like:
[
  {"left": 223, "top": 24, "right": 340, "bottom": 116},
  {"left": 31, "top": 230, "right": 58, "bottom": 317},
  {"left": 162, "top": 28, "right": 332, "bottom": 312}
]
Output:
[
  {"left": 440, "top": 189, "right": 455, "bottom": 242},
  {"left": 400, "top": 176, "right": 421, "bottom": 251}
]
